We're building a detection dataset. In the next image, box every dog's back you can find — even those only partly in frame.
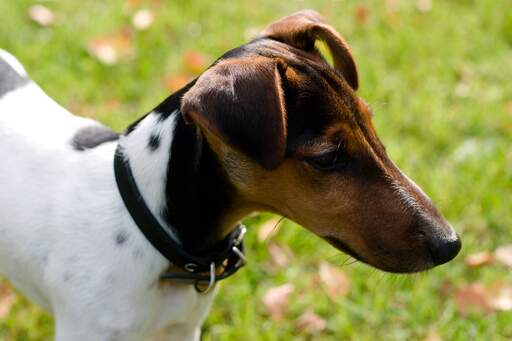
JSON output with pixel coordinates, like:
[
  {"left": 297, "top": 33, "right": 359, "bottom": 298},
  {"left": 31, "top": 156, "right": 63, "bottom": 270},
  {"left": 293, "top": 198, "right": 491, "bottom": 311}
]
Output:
[{"left": 0, "top": 50, "right": 120, "bottom": 309}]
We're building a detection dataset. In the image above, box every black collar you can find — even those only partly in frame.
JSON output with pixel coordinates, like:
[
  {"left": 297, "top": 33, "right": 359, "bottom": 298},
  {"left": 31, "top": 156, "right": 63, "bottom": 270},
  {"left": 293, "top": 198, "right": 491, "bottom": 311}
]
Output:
[{"left": 113, "top": 144, "right": 246, "bottom": 292}]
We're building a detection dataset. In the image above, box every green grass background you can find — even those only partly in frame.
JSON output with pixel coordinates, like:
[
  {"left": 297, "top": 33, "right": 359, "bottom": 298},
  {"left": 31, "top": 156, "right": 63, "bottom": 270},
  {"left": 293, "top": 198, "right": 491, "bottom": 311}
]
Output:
[{"left": 0, "top": 0, "right": 511, "bottom": 340}]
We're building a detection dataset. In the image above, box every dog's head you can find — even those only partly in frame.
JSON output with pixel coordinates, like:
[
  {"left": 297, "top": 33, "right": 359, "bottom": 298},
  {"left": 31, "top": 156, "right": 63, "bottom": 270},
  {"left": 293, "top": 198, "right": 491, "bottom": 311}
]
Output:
[{"left": 180, "top": 10, "right": 460, "bottom": 273}]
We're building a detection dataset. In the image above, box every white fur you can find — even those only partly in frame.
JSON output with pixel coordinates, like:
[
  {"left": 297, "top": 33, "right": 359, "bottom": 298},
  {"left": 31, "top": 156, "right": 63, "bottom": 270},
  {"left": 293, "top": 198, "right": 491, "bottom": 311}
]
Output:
[{"left": 0, "top": 50, "right": 214, "bottom": 340}]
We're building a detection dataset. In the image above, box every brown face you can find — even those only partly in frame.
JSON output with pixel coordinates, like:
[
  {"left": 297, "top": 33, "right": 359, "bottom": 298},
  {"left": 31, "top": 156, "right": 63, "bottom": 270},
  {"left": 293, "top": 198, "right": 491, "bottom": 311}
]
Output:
[{"left": 181, "top": 10, "right": 461, "bottom": 273}]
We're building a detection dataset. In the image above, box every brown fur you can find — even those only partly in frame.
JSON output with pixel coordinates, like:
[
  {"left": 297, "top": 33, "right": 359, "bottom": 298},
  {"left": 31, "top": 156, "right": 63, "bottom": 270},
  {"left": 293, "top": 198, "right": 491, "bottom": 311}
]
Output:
[{"left": 179, "top": 10, "right": 460, "bottom": 273}]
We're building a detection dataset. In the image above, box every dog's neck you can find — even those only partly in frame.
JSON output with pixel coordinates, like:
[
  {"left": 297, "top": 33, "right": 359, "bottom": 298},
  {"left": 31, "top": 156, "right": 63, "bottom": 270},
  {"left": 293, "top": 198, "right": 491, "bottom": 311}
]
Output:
[{"left": 120, "top": 88, "right": 249, "bottom": 254}]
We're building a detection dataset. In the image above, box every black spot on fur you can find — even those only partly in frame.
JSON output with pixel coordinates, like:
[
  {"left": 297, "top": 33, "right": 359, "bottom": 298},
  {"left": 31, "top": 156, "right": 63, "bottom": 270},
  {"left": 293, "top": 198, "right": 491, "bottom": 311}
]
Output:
[
  {"left": 0, "top": 56, "right": 29, "bottom": 98},
  {"left": 148, "top": 134, "right": 160, "bottom": 151},
  {"left": 115, "top": 231, "right": 129, "bottom": 245},
  {"left": 71, "top": 125, "right": 119, "bottom": 151}
]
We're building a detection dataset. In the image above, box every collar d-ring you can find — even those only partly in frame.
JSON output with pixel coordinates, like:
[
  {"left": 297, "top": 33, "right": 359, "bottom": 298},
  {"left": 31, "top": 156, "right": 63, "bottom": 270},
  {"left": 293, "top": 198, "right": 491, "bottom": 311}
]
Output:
[{"left": 195, "top": 262, "right": 216, "bottom": 294}]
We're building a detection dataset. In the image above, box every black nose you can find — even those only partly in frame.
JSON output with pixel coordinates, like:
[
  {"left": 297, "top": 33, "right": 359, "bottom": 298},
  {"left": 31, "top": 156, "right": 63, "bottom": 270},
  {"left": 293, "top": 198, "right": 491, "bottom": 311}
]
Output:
[{"left": 429, "top": 235, "right": 461, "bottom": 266}]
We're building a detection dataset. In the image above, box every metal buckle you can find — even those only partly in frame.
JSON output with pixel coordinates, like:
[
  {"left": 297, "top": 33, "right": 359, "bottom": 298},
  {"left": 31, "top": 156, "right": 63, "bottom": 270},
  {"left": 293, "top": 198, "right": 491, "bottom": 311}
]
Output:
[
  {"left": 194, "top": 262, "right": 216, "bottom": 294},
  {"left": 184, "top": 263, "right": 198, "bottom": 272},
  {"left": 234, "top": 225, "right": 247, "bottom": 245},
  {"left": 232, "top": 246, "right": 246, "bottom": 266}
]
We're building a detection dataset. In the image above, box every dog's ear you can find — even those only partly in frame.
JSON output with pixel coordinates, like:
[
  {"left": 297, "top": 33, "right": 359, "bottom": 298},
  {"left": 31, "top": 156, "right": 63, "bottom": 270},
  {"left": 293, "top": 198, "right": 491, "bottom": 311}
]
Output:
[
  {"left": 181, "top": 57, "right": 287, "bottom": 170},
  {"left": 261, "top": 10, "right": 358, "bottom": 90}
]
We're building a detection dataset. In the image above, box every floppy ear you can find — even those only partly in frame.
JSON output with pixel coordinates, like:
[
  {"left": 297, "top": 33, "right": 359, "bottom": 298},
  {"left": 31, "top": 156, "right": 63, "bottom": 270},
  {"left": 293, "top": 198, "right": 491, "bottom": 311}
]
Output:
[
  {"left": 261, "top": 10, "right": 359, "bottom": 90},
  {"left": 181, "top": 57, "right": 287, "bottom": 170}
]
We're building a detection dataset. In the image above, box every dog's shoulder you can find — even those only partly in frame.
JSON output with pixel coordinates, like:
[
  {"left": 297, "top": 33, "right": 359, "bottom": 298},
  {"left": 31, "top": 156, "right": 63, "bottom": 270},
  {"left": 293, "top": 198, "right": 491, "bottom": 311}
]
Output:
[{"left": 0, "top": 49, "right": 29, "bottom": 98}]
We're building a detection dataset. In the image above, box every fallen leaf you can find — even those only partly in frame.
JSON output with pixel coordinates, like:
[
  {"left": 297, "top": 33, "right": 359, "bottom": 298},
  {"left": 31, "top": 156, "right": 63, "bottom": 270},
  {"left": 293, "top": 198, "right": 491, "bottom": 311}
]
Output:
[
  {"left": 454, "top": 82, "right": 470, "bottom": 98},
  {"left": 354, "top": 5, "right": 370, "bottom": 25},
  {"left": 495, "top": 244, "right": 512, "bottom": 267},
  {"left": 132, "top": 9, "right": 154, "bottom": 30},
  {"left": 0, "top": 284, "right": 16, "bottom": 318},
  {"left": 268, "top": 243, "right": 294, "bottom": 269},
  {"left": 505, "top": 101, "right": 512, "bottom": 115},
  {"left": 164, "top": 74, "right": 191, "bottom": 92},
  {"left": 296, "top": 311, "right": 327, "bottom": 333},
  {"left": 262, "top": 283, "right": 294, "bottom": 321},
  {"left": 438, "top": 280, "right": 454, "bottom": 297},
  {"left": 416, "top": 0, "right": 433, "bottom": 12},
  {"left": 423, "top": 330, "right": 443, "bottom": 341},
  {"left": 87, "top": 30, "right": 134, "bottom": 65},
  {"left": 28, "top": 5, "right": 56, "bottom": 27},
  {"left": 318, "top": 261, "right": 349, "bottom": 299},
  {"left": 258, "top": 218, "right": 280, "bottom": 242},
  {"left": 488, "top": 283, "right": 512, "bottom": 311},
  {"left": 455, "top": 283, "right": 494, "bottom": 315},
  {"left": 182, "top": 50, "right": 207, "bottom": 75},
  {"left": 465, "top": 251, "right": 493, "bottom": 268}
]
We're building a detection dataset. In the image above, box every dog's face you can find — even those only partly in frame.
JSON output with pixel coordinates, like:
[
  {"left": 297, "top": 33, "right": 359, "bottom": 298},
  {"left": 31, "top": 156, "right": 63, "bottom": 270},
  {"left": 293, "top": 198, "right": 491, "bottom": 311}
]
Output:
[{"left": 181, "top": 10, "right": 460, "bottom": 273}]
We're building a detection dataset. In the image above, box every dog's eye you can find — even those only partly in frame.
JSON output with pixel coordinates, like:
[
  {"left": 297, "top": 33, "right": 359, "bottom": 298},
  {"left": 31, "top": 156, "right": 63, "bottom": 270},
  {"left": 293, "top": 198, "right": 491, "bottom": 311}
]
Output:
[{"left": 305, "top": 150, "right": 349, "bottom": 171}]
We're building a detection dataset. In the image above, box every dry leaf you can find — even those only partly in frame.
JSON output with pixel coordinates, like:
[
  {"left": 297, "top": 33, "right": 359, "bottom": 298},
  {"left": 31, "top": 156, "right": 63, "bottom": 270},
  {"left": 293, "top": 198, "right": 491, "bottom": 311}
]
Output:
[
  {"left": 182, "top": 50, "right": 207, "bottom": 75},
  {"left": 423, "top": 330, "right": 443, "bottom": 341},
  {"left": 354, "top": 5, "right": 370, "bottom": 25},
  {"left": 0, "top": 284, "right": 16, "bottom": 318},
  {"left": 165, "top": 74, "right": 191, "bottom": 92},
  {"left": 416, "top": 0, "right": 433, "bottom": 12},
  {"left": 258, "top": 218, "right": 280, "bottom": 242},
  {"left": 318, "top": 261, "right": 349, "bottom": 299},
  {"left": 268, "top": 243, "right": 293, "bottom": 269},
  {"left": 296, "top": 311, "right": 327, "bottom": 333},
  {"left": 488, "top": 283, "right": 512, "bottom": 311},
  {"left": 455, "top": 283, "right": 494, "bottom": 315},
  {"left": 87, "top": 30, "right": 134, "bottom": 65},
  {"left": 262, "top": 283, "right": 294, "bottom": 321},
  {"left": 495, "top": 244, "right": 512, "bottom": 267},
  {"left": 132, "top": 9, "right": 154, "bottom": 30},
  {"left": 465, "top": 251, "right": 493, "bottom": 267},
  {"left": 28, "top": 5, "right": 56, "bottom": 27}
]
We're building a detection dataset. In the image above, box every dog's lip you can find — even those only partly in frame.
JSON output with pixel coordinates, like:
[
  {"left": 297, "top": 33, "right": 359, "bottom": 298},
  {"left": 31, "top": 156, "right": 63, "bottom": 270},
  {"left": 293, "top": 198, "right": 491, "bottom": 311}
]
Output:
[{"left": 323, "top": 236, "right": 364, "bottom": 262}]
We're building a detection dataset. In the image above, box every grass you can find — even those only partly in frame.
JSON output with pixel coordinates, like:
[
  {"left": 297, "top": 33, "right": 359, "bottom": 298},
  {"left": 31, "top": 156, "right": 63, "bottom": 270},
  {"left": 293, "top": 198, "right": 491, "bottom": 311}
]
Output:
[{"left": 1, "top": 0, "right": 511, "bottom": 340}]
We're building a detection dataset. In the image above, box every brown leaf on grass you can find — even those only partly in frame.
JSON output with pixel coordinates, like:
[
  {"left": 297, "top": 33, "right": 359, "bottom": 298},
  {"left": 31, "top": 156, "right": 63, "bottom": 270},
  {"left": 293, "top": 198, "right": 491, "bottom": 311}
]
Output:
[
  {"left": 318, "top": 261, "right": 349, "bottom": 299},
  {"left": 505, "top": 101, "right": 512, "bottom": 115},
  {"left": 262, "top": 283, "right": 294, "bottom": 321},
  {"left": 0, "top": 284, "right": 16, "bottom": 318},
  {"left": 464, "top": 251, "right": 494, "bottom": 268},
  {"left": 165, "top": 74, "right": 191, "bottom": 92},
  {"left": 488, "top": 283, "right": 512, "bottom": 311},
  {"left": 268, "top": 243, "right": 294, "bottom": 269},
  {"left": 87, "top": 30, "right": 135, "bottom": 65},
  {"left": 28, "top": 5, "right": 56, "bottom": 27},
  {"left": 296, "top": 311, "right": 327, "bottom": 333},
  {"left": 258, "top": 218, "right": 280, "bottom": 242},
  {"left": 416, "top": 0, "right": 433, "bottom": 12},
  {"left": 423, "top": 330, "right": 443, "bottom": 341},
  {"left": 455, "top": 283, "right": 494, "bottom": 315},
  {"left": 495, "top": 244, "right": 512, "bottom": 267},
  {"left": 132, "top": 9, "right": 154, "bottom": 31},
  {"left": 354, "top": 5, "right": 370, "bottom": 25},
  {"left": 182, "top": 50, "right": 207, "bottom": 75}
]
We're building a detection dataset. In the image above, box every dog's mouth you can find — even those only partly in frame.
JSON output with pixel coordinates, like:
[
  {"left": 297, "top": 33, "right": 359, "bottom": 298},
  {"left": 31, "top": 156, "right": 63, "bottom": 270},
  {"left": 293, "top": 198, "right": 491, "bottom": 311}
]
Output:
[{"left": 323, "top": 236, "right": 364, "bottom": 262}]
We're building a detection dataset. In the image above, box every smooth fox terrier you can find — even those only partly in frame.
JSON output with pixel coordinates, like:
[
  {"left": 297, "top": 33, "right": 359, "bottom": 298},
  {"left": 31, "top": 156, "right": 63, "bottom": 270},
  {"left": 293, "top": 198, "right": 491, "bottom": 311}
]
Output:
[{"left": 0, "top": 10, "right": 460, "bottom": 341}]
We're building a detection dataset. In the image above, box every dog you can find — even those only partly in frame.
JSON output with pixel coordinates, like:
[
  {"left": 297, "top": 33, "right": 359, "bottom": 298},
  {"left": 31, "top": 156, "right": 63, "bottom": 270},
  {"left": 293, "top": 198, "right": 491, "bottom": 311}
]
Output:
[{"left": 0, "top": 10, "right": 460, "bottom": 341}]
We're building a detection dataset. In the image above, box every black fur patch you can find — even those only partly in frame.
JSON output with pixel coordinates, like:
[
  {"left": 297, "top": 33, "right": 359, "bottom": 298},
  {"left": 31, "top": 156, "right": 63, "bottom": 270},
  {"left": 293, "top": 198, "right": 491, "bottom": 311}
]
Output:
[
  {"left": 71, "top": 125, "right": 119, "bottom": 151},
  {"left": 148, "top": 134, "right": 160, "bottom": 151},
  {"left": 0, "top": 57, "right": 29, "bottom": 98},
  {"left": 164, "top": 112, "right": 236, "bottom": 254},
  {"left": 115, "top": 231, "right": 129, "bottom": 245}
]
